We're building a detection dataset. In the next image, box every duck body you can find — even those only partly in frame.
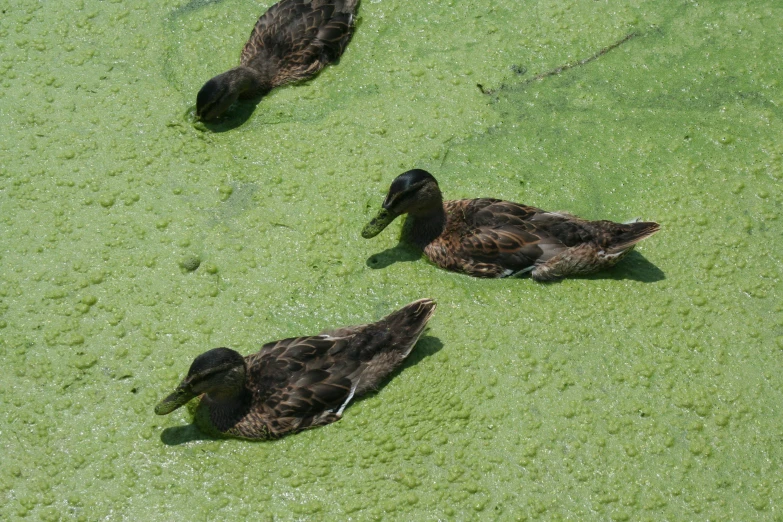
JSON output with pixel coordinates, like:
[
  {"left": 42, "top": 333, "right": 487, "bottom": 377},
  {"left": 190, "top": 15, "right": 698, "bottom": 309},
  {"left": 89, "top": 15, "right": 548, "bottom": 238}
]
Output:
[
  {"left": 196, "top": 0, "right": 359, "bottom": 121},
  {"left": 362, "top": 170, "right": 660, "bottom": 281},
  {"left": 155, "top": 298, "right": 436, "bottom": 440}
]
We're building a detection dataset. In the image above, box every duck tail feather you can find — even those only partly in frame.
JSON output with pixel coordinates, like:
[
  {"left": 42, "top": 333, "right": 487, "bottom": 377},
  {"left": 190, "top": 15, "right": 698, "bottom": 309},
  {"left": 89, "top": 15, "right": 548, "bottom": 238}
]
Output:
[
  {"left": 608, "top": 221, "right": 660, "bottom": 253},
  {"left": 384, "top": 298, "right": 437, "bottom": 357}
]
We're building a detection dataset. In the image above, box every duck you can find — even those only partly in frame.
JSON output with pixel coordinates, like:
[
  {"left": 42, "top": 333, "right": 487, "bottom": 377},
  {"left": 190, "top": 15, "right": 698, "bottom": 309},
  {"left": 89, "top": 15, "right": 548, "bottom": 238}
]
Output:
[
  {"left": 154, "top": 298, "right": 436, "bottom": 440},
  {"left": 196, "top": 0, "right": 359, "bottom": 121},
  {"left": 362, "top": 169, "right": 660, "bottom": 281}
]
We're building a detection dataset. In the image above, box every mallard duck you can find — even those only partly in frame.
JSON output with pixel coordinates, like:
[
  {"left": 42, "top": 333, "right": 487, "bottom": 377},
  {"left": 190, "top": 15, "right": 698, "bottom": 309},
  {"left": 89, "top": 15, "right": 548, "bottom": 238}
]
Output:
[
  {"left": 196, "top": 0, "right": 359, "bottom": 121},
  {"left": 154, "top": 298, "right": 436, "bottom": 440},
  {"left": 362, "top": 169, "right": 660, "bottom": 281}
]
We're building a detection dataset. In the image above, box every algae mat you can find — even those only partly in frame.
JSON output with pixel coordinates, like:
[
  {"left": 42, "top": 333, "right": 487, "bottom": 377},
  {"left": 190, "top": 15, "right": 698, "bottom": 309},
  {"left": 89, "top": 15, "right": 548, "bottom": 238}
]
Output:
[{"left": 1, "top": 0, "right": 782, "bottom": 519}]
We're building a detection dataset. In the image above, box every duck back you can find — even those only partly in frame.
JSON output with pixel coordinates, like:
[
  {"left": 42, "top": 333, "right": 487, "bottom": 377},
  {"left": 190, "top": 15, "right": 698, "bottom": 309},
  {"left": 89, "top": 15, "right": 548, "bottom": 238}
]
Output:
[{"left": 241, "top": 0, "right": 359, "bottom": 86}]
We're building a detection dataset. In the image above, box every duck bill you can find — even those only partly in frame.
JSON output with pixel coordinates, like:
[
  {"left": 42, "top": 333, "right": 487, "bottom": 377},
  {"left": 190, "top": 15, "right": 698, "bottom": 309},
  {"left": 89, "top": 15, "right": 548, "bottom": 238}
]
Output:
[
  {"left": 154, "top": 384, "right": 197, "bottom": 415},
  {"left": 361, "top": 208, "right": 399, "bottom": 238}
]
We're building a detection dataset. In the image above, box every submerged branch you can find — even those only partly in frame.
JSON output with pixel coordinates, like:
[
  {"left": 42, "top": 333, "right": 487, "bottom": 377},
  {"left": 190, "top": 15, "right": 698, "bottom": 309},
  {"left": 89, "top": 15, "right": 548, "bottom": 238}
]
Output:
[
  {"left": 478, "top": 32, "right": 638, "bottom": 95},
  {"left": 528, "top": 32, "right": 637, "bottom": 84}
]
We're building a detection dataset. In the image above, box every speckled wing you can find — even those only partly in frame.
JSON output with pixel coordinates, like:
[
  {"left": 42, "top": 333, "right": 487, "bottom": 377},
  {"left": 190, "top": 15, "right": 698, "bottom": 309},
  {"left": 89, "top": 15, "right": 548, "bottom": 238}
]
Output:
[
  {"left": 449, "top": 199, "right": 576, "bottom": 277},
  {"left": 240, "top": 0, "right": 357, "bottom": 84},
  {"left": 247, "top": 335, "right": 358, "bottom": 418}
]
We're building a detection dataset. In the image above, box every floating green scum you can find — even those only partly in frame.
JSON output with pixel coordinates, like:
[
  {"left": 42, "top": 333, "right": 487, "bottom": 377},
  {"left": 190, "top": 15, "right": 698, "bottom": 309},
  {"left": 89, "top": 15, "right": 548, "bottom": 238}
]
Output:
[{"left": 0, "top": 0, "right": 781, "bottom": 520}]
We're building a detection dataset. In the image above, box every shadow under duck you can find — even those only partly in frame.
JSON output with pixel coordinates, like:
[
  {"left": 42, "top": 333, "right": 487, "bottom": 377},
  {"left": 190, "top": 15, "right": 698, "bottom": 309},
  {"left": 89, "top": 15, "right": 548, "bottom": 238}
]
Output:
[
  {"left": 196, "top": 0, "right": 360, "bottom": 121},
  {"left": 362, "top": 169, "right": 660, "bottom": 281},
  {"left": 155, "top": 298, "right": 436, "bottom": 440}
]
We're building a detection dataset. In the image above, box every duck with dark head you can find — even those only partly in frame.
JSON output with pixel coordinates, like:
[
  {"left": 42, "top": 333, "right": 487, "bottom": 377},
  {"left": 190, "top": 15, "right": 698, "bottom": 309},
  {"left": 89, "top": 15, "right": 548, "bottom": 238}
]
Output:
[
  {"left": 155, "top": 298, "right": 436, "bottom": 439},
  {"left": 362, "top": 169, "right": 660, "bottom": 281},
  {"left": 196, "top": 0, "right": 360, "bottom": 121}
]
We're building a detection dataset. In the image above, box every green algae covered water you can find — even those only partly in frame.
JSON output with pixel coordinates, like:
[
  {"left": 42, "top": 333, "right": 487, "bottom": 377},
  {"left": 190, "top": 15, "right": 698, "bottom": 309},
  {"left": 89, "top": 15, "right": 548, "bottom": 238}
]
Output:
[{"left": 1, "top": 0, "right": 782, "bottom": 519}]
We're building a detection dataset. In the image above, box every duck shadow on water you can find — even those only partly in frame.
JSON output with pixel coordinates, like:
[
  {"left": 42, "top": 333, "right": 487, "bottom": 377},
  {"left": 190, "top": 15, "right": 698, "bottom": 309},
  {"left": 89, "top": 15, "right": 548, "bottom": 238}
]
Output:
[
  {"left": 160, "top": 423, "right": 220, "bottom": 446},
  {"left": 578, "top": 251, "right": 665, "bottom": 283},
  {"left": 367, "top": 244, "right": 664, "bottom": 283},
  {"left": 366, "top": 242, "right": 423, "bottom": 270},
  {"left": 159, "top": 335, "right": 443, "bottom": 445},
  {"left": 200, "top": 99, "right": 262, "bottom": 132}
]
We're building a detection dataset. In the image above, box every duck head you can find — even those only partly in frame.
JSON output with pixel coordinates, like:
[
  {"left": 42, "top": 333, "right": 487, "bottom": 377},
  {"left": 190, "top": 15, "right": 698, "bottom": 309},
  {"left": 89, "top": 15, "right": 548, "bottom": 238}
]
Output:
[
  {"left": 196, "top": 67, "right": 263, "bottom": 121},
  {"left": 362, "top": 169, "right": 443, "bottom": 238},
  {"left": 154, "top": 347, "right": 246, "bottom": 415}
]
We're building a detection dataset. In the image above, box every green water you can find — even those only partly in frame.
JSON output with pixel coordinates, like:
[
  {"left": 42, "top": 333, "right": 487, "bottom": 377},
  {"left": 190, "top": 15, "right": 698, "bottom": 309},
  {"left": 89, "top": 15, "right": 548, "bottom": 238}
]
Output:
[{"left": 1, "top": 0, "right": 782, "bottom": 519}]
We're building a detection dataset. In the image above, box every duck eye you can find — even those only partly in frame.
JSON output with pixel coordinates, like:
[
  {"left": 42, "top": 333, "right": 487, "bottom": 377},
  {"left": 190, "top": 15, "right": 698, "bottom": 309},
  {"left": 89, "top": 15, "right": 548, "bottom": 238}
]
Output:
[{"left": 384, "top": 189, "right": 413, "bottom": 208}]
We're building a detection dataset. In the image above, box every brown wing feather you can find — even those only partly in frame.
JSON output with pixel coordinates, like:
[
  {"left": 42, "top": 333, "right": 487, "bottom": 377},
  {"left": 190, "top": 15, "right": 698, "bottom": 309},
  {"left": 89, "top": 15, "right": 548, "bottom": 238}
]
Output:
[
  {"left": 213, "top": 298, "right": 434, "bottom": 438},
  {"left": 430, "top": 199, "right": 657, "bottom": 278},
  {"left": 241, "top": 0, "right": 309, "bottom": 64},
  {"left": 427, "top": 200, "right": 556, "bottom": 277},
  {"left": 247, "top": 336, "right": 357, "bottom": 419},
  {"left": 431, "top": 199, "right": 618, "bottom": 277},
  {"left": 240, "top": 0, "right": 357, "bottom": 85}
]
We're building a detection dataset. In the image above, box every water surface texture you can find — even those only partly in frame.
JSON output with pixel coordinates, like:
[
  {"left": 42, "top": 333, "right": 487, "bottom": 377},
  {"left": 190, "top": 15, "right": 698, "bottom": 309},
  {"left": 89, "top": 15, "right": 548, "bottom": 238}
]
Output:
[{"left": 1, "top": 0, "right": 782, "bottom": 519}]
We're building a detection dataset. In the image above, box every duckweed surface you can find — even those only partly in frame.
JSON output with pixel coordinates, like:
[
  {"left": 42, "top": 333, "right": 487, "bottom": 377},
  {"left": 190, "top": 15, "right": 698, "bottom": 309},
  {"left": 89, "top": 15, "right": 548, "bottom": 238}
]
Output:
[{"left": 1, "top": 0, "right": 782, "bottom": 519}]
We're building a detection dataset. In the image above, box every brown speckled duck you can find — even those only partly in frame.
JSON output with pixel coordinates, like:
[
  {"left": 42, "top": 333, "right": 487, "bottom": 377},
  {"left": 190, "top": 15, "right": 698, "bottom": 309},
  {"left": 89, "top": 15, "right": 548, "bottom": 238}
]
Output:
[
  {"left": 196, "top": 0, "right": 359, "bottom": 121},
  {"left": 154, "top": 299, "right": 436, "bottom": 440},
  {"left": 362, "top": 169, "right": 660, "bottom": 281}
]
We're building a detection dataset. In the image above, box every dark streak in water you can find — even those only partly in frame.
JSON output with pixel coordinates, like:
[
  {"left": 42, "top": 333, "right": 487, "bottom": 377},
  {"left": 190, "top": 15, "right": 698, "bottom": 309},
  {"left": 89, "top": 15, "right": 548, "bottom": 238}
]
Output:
[
  {"left": 480, "top": 32, "right": 638, "bottom": 96},
  {"left": 528, "top": 32, "right": 637, "bottom": 84}
]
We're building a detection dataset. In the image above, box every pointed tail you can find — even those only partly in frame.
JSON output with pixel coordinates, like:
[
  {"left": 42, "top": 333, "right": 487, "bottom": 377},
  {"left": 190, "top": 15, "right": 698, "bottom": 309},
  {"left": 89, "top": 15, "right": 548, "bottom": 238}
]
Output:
[
  {"left": 382, "top": 298, "right": 437, "bottom": 357},
  {"left": 608, "top": 221, "right": 660, "bottom": 254}
]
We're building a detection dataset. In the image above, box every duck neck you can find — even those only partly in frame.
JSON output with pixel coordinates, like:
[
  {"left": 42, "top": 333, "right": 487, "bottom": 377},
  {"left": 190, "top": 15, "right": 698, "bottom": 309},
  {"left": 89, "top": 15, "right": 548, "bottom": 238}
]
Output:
[
  {"left": 406, "top": 204, "right": 447, "bottom": 249},
  {"left": 203, "top": 386, "right": 252, "bottom": 430},
  {"left": 230, "top": 65, "right": 273, "bottom": 97},
  {"left": 241, "top": 49, "right": 280, "bottom": 92}
]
